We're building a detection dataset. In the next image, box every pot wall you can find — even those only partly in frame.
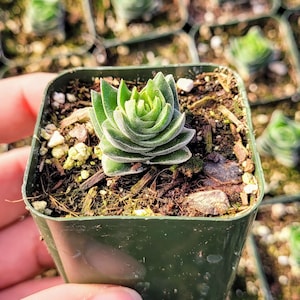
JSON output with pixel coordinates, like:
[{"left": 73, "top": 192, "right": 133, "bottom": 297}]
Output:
[{"left": 32, "top": 210, "right": 258, "bottom": 299}]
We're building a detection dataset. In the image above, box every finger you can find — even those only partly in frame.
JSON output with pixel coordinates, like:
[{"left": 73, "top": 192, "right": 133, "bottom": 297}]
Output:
[
  {"left": 0, "top": 73, "right": 56, "bottom": 143},
  {"left": 23, "top": 284, "right": 142, "bottom": 300},
  {"left": 0, "top": 277, "right": 62, "bottom": 300},
  {"left": 0, "top": 147, "right": 30, "bottom": 228},
  {"left": 0, "top": 216, "right": 55, "bottom": 289}
]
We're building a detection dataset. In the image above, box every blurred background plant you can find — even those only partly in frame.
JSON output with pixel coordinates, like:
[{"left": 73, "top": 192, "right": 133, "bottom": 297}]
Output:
[
  {"left": 256, "top": 110, "right": 300, "bottom": 168},
  {"left": 24, "top": 0, "right": 65, "bottom": 40},
  {"left": 110, "top": 0, "right": 162, "bottom": 23},
  {"left": 226, "top": 26, "right": 274, "bottom": 80}
]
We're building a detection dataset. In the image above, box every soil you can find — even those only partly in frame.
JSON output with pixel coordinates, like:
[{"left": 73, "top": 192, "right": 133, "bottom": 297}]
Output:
[
  {"left": 194, "top": 16, "right": 300, "bottom": 104},
  {"left": 0, "top": 53, "right": 98, "bottom": 78},
  {"left": 187, "top": 0, "right": 277, "bottom": 26},
  {"left": 94, "top": 32, "right": 198, "bottom": 66},
  {"left": 28, "top": 67, "right": 260, "bottom": 218}
]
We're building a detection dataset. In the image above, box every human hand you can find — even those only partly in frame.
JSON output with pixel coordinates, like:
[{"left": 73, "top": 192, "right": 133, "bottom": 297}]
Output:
[{"left": 0, "top": 73, "right": 142, "bottom": 300}]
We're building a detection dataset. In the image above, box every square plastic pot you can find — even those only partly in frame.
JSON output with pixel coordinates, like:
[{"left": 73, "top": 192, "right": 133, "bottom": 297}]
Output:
[{"left": 22, "top": 64, "right": 264, "bottom": 300}]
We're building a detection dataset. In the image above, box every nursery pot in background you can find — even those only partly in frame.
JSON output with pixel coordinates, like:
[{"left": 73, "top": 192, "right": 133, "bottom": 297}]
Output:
[{"left": 22, "top": 64, "right": 264, "bottom": 300}]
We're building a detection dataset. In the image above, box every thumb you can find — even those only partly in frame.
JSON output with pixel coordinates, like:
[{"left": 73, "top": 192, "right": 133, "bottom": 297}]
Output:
[{"left": 22, "top": 283, "right": 142, "bottom": 300}]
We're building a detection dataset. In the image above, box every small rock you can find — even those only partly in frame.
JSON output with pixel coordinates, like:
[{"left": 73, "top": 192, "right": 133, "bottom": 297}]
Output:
[
  {"left": 268, "top": 61, "right": 288, "bottom": 76},
  {"left": 210, "top": 36, "right": 222, "bottom": 49},
  {"left": 69, "top": 124, "right": 88, "bottom": 143},
  {"left": 271, "top": 203, "right": 286, "bottom": 219},
  {"left": 244, "top": 184, "right": 258, "bottom": 194},
  {"left": 47, "top": 130, "right": 65, "bottom": 148},
  {"left": 278, "top": 275, "right": 289, "bottom": 285},
  {"left": 66, "top": 93, "right": 77, "bottom": 102},
  {"left": 203, "top": 153, "right": 242, "bottom": 184},
  {"left": 186, "top": 190, "right": 230, "bottom": 215},
  {"left": 254, "top": 224, "right": 271, "bottom": 237},
  {"left": 177, "top": 78, "right": 194, "bottom": 92},
  {"left": 52, "top": 91, "right": 65, "bottom": 104},
  {"left": 278, "top": 255, "right": 290, "bottom": 266},
  {"left": 31, "top": 200, "right": 47, "bottom": 212}
]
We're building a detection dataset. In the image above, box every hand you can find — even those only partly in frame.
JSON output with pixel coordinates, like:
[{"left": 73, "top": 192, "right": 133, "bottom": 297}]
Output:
[{"left": 0, "top": 73, "right": 142, "bottom": 300}]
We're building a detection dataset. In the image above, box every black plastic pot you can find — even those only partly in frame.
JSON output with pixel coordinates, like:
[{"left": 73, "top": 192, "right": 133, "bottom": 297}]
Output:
[{"left": 22, "top": 64, "right": 264, "bottom": 300}]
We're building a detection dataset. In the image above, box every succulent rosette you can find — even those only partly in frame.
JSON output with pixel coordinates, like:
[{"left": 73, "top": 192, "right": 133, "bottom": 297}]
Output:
[
  {"left": 26, "top": 0, "right": 65, "bottom": 36},
  {"left": 111, "top": 0, "right": 161, "bottom": 23},
  {"left": 256, "top": 110, "right": 300, "bottom": 167},
  {"left": 90, "top": 72, "right": 195, "bottom": 176},
  {"left": 226, "top": 26, "right": 274, "bottom": 79}
]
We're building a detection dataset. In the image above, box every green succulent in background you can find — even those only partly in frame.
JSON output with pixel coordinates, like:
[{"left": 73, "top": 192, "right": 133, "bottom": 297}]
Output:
[
  {"left": 25, "top": 0, "right": 65, "bottom": 37},
  {"left": 110, "top": 0, "right": 161, "bottom": 23},
  {"left": 256, "top": 110, "right": 300, "bottom": 168},
  {"left": 89, "top": 72, "right": 196, "bottom": 176},
  {"left": 226, "top": 26, "right": 274, "bottom": 80},
  {"left": 290, "top": 224, "right": 300, "bottom": 266}
]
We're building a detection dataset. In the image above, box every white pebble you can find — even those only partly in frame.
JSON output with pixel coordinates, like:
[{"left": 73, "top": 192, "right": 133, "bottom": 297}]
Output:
[
  {"left": 271, "top": 203, "right": 286, "bottom": 219},
  {"left": 278, "top": 255, "right": 290, "bottom": 266},
  {"left": 52, "top": 92, "right": 65, "bottom": 104},
  {"left": 177, "top": 78, "right": 194, "bottom": 92},
  {"left": 47, "top": 130, "right": 65, "bottom": 148},
  {"left": 255, "top": 114, "right": 269, "bottom": 125},
  {"left": 244, "top": 184, "right": 258, "bottom": 194},
  {"left": 210, "top": 36, "right": 222, "bottom": 49},
  {"left": 268, "top": 61, "right": 288, "bottom": 76},
  {"left": 255, "top": 224, "right": 271, "bottom": 237},
  {"left": 52, "top": 144, "right": 68, "bottom": 159},
  {"left": 66, "top": 93, "right": 77, "bottom": 102},
  {"left": 32, "top": 200, "right": 47, "bottom": 212},
  {"left": 278, "top": 275, "right": 289, "bottom": 285}
]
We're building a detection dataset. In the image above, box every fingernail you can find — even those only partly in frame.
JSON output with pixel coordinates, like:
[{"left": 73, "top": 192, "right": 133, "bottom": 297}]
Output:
[{"left": 91, "top": 286, "right": 142, "bottom": 300}]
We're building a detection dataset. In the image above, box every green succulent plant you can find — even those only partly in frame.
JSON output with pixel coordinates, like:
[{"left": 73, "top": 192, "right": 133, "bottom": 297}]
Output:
[
  {"left": 110, "top": 0, "right": 161, "bottom": 23},
  {"left": 25, "top": 0, "right": 65, "bottom": 37},
  {"left": 256, "top": 110, "right": 300, "bottom": 168},
  {"left": 290, "top": 224, "right": 300, "bottom": 266},
  {"left": 226, "top": 26, "right": 274, "bottom": 79},
  {"left": 89, "top": 72, "right": 196, "bottom": 176}
]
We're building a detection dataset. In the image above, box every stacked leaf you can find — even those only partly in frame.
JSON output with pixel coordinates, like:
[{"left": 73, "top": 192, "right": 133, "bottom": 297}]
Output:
[{"left": 90, "top": 72, "right": 195, "bottom": 176}]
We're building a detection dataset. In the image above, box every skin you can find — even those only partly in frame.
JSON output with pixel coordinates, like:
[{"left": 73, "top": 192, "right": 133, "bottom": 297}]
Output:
[{"left": 0, "top": 73, "right": 142, "bottom": 300}]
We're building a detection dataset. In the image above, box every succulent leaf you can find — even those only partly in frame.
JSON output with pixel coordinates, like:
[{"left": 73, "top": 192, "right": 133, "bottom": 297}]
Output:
[
  {"left": 100, "top": 137, "right": 153, "bottom": 162},
  {"left": 148, "top": 147, "right": 192, "bottom": 165},
  {"left": 101, "top": 154, "right": 146, "bottom": 176},
  {"left": 90, "top": 72, "right": 195, "bottom": 176}
]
